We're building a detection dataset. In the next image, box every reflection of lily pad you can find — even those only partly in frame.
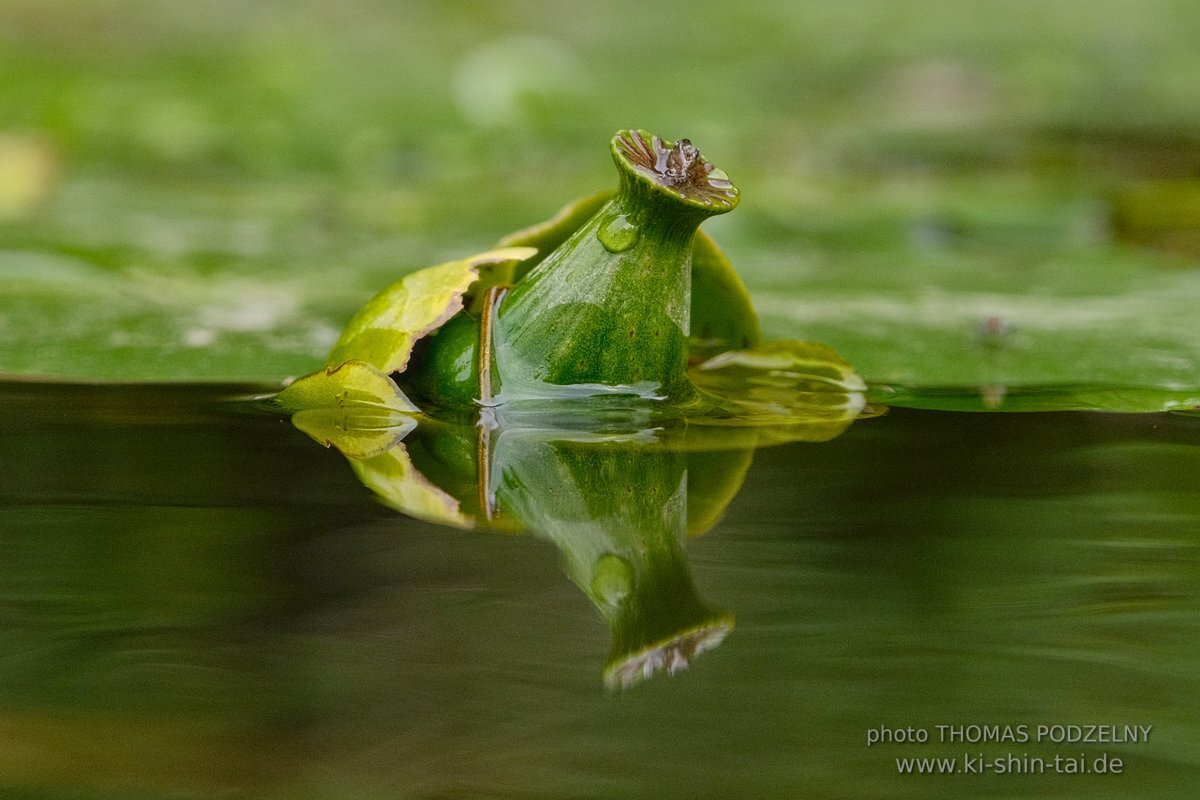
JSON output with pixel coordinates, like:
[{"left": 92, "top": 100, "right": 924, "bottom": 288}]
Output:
[
  {"left": 686, "top": 447, "right": 754, "bottom": 537},
  {"left": 689, "top": 340, "right": 868, "bottom": 442},
  {"left": 290, "top": 406, "right": 414, "bottom": 460},
  {"left": 350, "top": 443, "right": 473, "bottom": 530}
]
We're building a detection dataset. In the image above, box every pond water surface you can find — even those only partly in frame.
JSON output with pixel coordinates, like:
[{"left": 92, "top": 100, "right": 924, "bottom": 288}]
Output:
[{"left": 1, "top": 380, "right": 1198, "bottom": 799}]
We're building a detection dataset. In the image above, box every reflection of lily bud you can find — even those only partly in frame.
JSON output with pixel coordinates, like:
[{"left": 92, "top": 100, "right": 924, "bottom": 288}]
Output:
[
  {"left": 488, "top": 429, "right": 735, "bottom": 689},
  {"left": 329, "top": 417, "right": 745, "bottom": 687},
  {"left": 280, "top": 372, "right": 869, "bottom": 687}
]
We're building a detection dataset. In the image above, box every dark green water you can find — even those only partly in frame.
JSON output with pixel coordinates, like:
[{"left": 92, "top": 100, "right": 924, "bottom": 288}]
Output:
[{"left": 1, "top": 381, "right": 1198, "bottom": 799}]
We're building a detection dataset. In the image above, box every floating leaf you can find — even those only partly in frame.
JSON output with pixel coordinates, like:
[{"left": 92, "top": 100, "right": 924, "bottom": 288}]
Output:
[
  {"left": 872, "top": 384, "right": 1200, "bottom": 414},
  {"left": 327, "top": 247, "right": 536, "bottom": 374},
  {"left": 272, "top": 359, "right": 416, "bottom": 413},
  {"left": 271, "top": 360, "right": 419, "bottom": 458}
]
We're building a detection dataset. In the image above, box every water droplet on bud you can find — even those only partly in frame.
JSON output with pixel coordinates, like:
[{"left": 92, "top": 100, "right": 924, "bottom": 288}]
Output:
[{"left": 597, "top": 213, "right": 639, "bottom": 252}]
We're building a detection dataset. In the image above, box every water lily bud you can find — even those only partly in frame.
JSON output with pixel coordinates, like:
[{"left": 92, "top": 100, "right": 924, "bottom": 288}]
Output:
[{"left": 407, "top": 130, "right": 739, "bottom": 407}]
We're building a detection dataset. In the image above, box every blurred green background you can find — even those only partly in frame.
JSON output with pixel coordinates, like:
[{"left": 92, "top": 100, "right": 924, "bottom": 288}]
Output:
[{"left": 1, "top": 0, "right": 1199, "bottom": 386}]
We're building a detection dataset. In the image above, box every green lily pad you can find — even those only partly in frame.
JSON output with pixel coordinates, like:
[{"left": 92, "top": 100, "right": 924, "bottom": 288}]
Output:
[
  {"left": 689, "top": 230, "right": 762, "bottom": 358},
  {"left": 871, "top": 384, "right": 1200, "bottom": 414}
]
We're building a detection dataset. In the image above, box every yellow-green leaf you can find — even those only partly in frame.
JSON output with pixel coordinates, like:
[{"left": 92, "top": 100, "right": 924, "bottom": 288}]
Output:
[
  {"left": 271, "top": 360, "right": 420, "bottom": 457},
  {"left": 328, "top": 247, "right": 536, "bottom": 374},
  {"left": 273, "top": 359, "right": 417, "bottom": 413}
]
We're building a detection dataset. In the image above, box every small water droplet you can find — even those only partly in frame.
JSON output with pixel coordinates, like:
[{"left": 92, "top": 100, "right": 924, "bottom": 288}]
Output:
[
  {"left": 591, "top": 553, "right": 633, "bottom": 607},
  {"left": 597, "top": 213, "right": 639, "bottom": 252}
]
